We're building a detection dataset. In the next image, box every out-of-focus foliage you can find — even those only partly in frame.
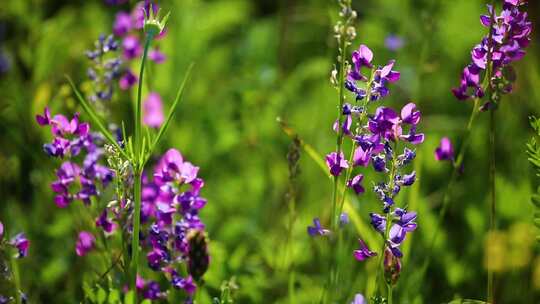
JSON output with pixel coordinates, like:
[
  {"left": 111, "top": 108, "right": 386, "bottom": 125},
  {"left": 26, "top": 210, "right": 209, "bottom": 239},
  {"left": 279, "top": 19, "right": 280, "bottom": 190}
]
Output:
[{"left": 0, "top": 0, "right": 539, "bottom": 303}]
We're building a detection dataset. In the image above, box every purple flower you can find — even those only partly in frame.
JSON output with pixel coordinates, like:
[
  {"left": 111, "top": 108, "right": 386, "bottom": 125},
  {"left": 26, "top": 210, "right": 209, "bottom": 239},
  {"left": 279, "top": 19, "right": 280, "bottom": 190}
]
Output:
[
  {"left": 122, "top": 35, "right": 142, "bottom": 59},
  {"left": 307, "top": 218, "right": 330, "bottom": 236},
  {"left": 349, "top": 44, "right": 373, "bottom": 82},
  {"left": 353, "top": 239, "right": 377, "bottom": 261},
  {"left": 347, "top": 174, "right": 365, "bottom": 194},
  {"left": 399, "top": 171, "right": 416, "bottom": 186},
  {"left": 326, "top": 151, "right": 348, "bottom": 176},
  {"left": 36, "top": 107, "right": 51, "bottom": 126},
  {"left": 149, "top": 49, "right": 166, "bottom": 64},
  {"left": 96, "top": 210, "right": 117, "bottom": 234},
  {"left": 339, "top": 213, "right": 349, "bottom": 227},
  {"left": 0, "top": 221, "right": 3, "bottom": 240},
  {"left": 75, "top": 231, "right": 95, "bottom": 257},
  {"left": 172, "top": 274, "right": 196, "bottom": 295},
  {"left": 400, "top": 103, "right": 421, "bottom": 125},
  {"left": 385, "top": 35, "right": 404, "bottom": 51},
  {"left": 10, "top": 233, "right": 29, "bottom": 258},
  {"left": 143, "top": 92, "right": 165, "bottom": 128},
  {"left": 370, "top": 213, "right": 386, "bottom": 233},
  {"left": 119, "top": 69, "right": 138, "bottom": 90},
  {"left": 435, "top": 137, "right": 454, "bottom": 161},
  {"left": 368, "top": 107, "right": 400, "bottom": 141},
  {"left": 113, "top": 12, "right": 133, "bottom": 36},
  {"left": 351, "top": 293, "right": 367, "bottom": 304}
]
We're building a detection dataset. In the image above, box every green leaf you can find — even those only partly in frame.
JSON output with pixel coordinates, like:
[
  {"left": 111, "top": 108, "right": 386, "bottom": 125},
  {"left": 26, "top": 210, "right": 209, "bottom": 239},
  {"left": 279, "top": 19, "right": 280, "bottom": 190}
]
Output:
[
  {"left": 123, "top": 291, "right": 134, "bottom": 304},
  {"left": 108, "top": 289, "right": 120, "bottom": 304},
  {"left": 65, "top": 75, "right": 130, "bottom": 161},
  {"left": 83, "top": 282, "right": 96, "bottom": 302},
  {"left": 96, "top": 287, "right": 107, "bottom": 304},
  {"left": 534, "top": 218, "right": 540, "bottom": 228},
  {"left": 146, "top": 63, "right": 194, "bottom": 163}
]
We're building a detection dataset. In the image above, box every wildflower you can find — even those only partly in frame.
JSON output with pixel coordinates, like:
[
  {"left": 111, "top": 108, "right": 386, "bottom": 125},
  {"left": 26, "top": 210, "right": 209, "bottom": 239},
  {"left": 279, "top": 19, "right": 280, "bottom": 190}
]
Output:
[
  {"left": 113, "top": 12, "right": 132, "bottom": 36},
  {"left": 435, "top": 137, "right": 454, "bottom": 161},
  {"left": 353, "top": 239, "right": 377, "bottom": 261},
  {"left": 172, "top": 273, "right": 196, "bottom": 295},
  {"left": 143, "top": 92, "right": 165, "bottom": 128},
  {"left": 75, "top": 231, "right": 95, "bottom": 257},
  {"left": 347, "top": 174, "right": 365, "bottom": 194},
  {"left": 351, "top": 293, "right": 367, "bottom": 304},
  {"left": 385, "top": 35, "right": 404, "bottom": 51},
  {"left": 307, "top": 218, "right": 331, "bottom": 236},
  {"left": 452, "top": 1, "right": 532, "bottom": 104},
  {"left": 326, "top": 151, "right": 349, "bottom": 176},
  {"left": 119, "top": 69, "right": 138, "bottom": 90},
  {"left": 349, "top": 44, "right": 373, "bottom": 82},
  {"left": 339, "top": 213, "right": 349, "bottom": 227},
  {"left": 10, "top": 233, "right": 29, "bottom": 258},
  {"left": 0, "top": 221, "right": 3, "bottom": 240},
  {"left": 85, "top": 34, "right": 122, "bottom": 103},
  {"left": 149, "top": 49, "right": 166, "bottom": 64}
]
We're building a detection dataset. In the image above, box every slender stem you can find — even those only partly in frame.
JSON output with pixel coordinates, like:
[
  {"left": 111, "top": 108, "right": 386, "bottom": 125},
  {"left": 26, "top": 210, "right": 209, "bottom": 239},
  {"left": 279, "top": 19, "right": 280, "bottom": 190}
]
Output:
[
  {"left": 130, "top": 170, "right": 142, "bottom": 304},
  {"left": 488, "top": 107, "right": 496, "bottom": 304},
  {"left": 10, "top": 253, "right": 22, "bottom": 304},
  {"left": 135, "top": 34, "right": 153, "bottom": 164},
  {"left": 130, "top": 32, "right": 153, "bottom": 304},
  {"left": 387, "top": 283, "right": 393, "bottom": 304}
]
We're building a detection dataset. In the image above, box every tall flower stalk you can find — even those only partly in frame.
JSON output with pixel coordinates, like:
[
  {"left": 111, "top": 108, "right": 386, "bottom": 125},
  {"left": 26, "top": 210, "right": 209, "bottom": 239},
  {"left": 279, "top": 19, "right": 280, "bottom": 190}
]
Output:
[
  {"left": 432, "top": 1, "right": 531, "bottom": 302},
  {"left": 308, "top": 2, "right": 425, "bottom": 303}
]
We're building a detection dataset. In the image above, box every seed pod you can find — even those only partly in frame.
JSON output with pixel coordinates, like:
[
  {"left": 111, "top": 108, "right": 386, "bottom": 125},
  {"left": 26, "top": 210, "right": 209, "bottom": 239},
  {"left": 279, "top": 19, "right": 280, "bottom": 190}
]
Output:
[
  {"left": 383, "top": 248, "right": 401, "bottom": 285},
  {"left": 187, "top": 229, "right": 210, "bottom": 282}
]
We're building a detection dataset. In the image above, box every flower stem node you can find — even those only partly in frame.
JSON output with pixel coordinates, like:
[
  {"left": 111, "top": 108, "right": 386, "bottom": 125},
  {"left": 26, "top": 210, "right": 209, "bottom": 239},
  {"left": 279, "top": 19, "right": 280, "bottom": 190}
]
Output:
[{"left": 144, "top": 5, "right": 170, "bottom": 37}]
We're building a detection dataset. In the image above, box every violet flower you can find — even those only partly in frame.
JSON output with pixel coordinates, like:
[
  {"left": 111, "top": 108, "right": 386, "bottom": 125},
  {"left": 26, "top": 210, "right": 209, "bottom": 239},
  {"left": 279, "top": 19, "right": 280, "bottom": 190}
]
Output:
[
  {"left": 435, "top": 137, "right": 454, "bottom": 161},
  {"left": 307, "top": 218, "right": 330, "bottom": 236},
  {"left": 353, "top": 239, "right": 377, "bottom": 261},
  {"left": 10, "top": 233, "right": 29, "bottom": 258},
  {"left": 75, "top": 231, "right": 95, "bottom": 257},
  {"left": 326, "top": 151, "right": 349, "bottom": 176},
  {"left": 347, "top": 174, "right": 365, "bottom": 194},
  {"left": 351, "top": 294, "right": 367, "bottom": 304},
  {"left": 143, "top": 92, "right": 165, "bottom": 128}
]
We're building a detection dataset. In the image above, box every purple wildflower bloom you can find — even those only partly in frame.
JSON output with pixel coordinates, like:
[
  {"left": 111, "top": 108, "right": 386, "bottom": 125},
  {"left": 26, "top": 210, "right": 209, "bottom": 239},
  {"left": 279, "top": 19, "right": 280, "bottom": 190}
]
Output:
[
  {"left": 351, "top": 293, "right": 367, "bottom": 304},
  {"left": 385, "top": 35, "right": 404, "bottom": 51},
  {"left": 10, "top": 233, "right": 29, "bottom": 258},
  {"left": 349, "top": 44, "right": 373, "bottom": 82},
  {"left": 119, "top": 69, "right": 138, "bottom": 90},
  {"left": 172, "top": 274, "right": 196, "bottom": 295},
  {"left": 307, "top": 218, "right": 330, "bottom": 236},
  {"left": 75, "top": 231, "right": 95, "bottom": 257},
  {"left": 0, "top": 221, "right": 3, "bottom": 240},
  {"left": 370, "top": 213, "right": 386, "bottom": 234},
  {"left": 347, "top": 174, "right": 365, "bottom": 194},
  {"left": 353, "top": 239, "right": 377, "bottom": 261},
  {"left": 149, "top": 49, "right": 166, "bottom": 64},
  {"left": 143, "top": 92, "right": 165, "bottom": 128},
  {"left": 96, "top": 210, "right": 117, "bottom": 234},
  {"left": 339, "top": 213, "right": 349, "bottom": 227},
  {"left": 399, "top": 171, "right": 416, "bottom": 186},
  {"left": 113, "top": 12, "right": 132, "bottom": 37},
  {"left": 122, "top": 35, "right": 142, "bottom": 60},
  {"left": 435, "top": 137, "right": 454, "bottom": 161},
  {"left": 326, "top": 151, "right": 348, "bottom": 176}
]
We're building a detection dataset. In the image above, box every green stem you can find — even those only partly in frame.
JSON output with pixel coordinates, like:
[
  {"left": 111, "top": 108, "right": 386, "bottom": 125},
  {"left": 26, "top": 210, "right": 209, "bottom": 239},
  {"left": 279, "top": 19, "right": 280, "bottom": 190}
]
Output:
[
  {"left": 130, "top": 32, "right": 153, "bottom": 304},
  {"left": 10, "top": 253, "right": 22, "bottom": 304},
  {"left": 130, "top": 170, "right": 142, "bottom": 304},
  {"left": 488, "top": 107, "right": 496, "bottom": 304},
  {"left": 387, "top": 283, "right": 393, "bottom": 304}
]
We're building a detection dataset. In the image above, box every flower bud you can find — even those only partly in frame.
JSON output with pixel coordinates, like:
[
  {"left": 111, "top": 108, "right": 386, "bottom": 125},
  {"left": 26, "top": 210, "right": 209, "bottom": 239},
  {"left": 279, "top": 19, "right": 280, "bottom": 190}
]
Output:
[{"left": 187, "top": 229, "right": 210, "bottom": 282}]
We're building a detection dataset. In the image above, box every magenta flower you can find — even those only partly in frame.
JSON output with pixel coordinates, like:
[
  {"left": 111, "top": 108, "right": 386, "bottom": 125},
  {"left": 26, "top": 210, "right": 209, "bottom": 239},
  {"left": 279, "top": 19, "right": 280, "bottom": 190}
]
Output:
[
  {"left": 143, "top": 92, "right": 165, "bottom": 128},
  {"left": 326, "top": 151, "right": 349, "bottom": 176},
  {"left": 10, "top": 233, "right": 29, "bottom": 258},
  {"left": 149, "top": 49, "right": 166, "bottom": 64},
  {"left": 435, "top": 137, "right": 454, "bottom": 161},
  {"left": 113, "top": 12, "right": 132, "bottom": 36},
  {"left": 75, "top": 231, "right": 95, "bottom": 256},
  {"left": 122, "top": 35, "right": 142, "bottom": 59},
  {"left": 0, "top": 221, "right": 3, "bottom": 240},
  {"left": 353, "top": 239, "right": 377, "bottom": 261},
  {"left": 119, "top": 69, "right": 138, "bottom": 90}
]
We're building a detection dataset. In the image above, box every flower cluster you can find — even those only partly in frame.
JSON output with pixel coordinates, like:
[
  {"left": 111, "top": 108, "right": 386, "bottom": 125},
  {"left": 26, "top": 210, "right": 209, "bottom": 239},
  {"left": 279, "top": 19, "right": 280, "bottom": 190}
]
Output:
[
  {"left": 452, "top": 0, "right": 532, "bottom": 107},
  {"left": 139, "top": 149, "right": 209, "bottom": 298},
  {"left": 36, "top": 107, "right": 114, "bottom": 208},
  {"left": 85, "top": 34, "right": 122, "bottom": 104},
  {"left": 324, "top": 43, "right": 423, "bottom": 274}
]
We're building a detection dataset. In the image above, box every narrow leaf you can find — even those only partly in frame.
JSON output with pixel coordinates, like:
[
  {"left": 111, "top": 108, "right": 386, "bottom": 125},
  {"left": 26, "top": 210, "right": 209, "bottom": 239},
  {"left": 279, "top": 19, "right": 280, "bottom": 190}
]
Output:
[{"left": 147, "top": 63, "right": 194, "bottom": 159}]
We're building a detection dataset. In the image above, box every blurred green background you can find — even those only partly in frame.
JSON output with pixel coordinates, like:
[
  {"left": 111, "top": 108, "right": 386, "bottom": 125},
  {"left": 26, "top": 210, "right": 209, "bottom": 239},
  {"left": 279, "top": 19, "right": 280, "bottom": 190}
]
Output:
[{"left": 0, "top": 0, "right": 539, "bottom": 303}]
